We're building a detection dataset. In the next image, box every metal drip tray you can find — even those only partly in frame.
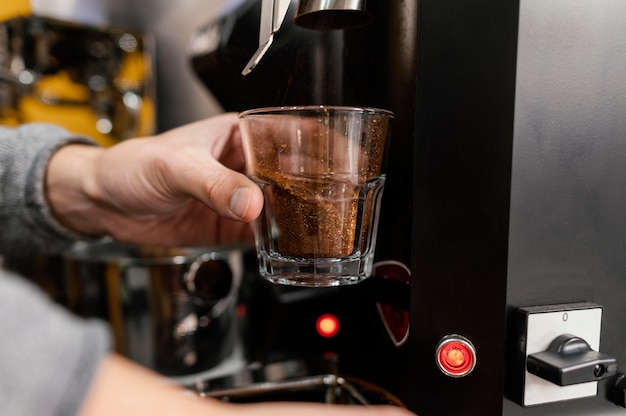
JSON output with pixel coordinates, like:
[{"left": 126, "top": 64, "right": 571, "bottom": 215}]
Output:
[
  {"left": 199, "top": 373, "right": 405, "bottom": 406},
  {"left": 186, "top": 358, "right": 405, "bottom": 407}
]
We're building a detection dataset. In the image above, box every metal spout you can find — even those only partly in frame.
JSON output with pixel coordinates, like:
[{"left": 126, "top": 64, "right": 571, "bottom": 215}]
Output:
[
  {"left": 294, "top": 0, "right": 371, "bottom": 30},
  {"left": 242, "top": 0, "right": 291, "bottom": 75},
  {"left": 242, "top": 0, "right": 372, "bottom": 75}
]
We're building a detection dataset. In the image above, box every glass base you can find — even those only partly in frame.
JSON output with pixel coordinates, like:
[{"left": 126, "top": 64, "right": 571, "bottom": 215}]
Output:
[{"left": 258, "top": 255, "right": 372, "bottom": 287}]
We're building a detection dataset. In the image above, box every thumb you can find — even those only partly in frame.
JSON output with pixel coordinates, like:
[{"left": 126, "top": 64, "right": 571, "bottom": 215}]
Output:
[
  {"left": 191, "top": 164, "right": 264, "bottom": 222},
  {"left": 226, "top": 181, "right": 265, "bottom": 222}
]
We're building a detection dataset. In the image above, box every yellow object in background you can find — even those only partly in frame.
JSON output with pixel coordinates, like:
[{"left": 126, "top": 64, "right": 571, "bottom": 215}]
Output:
[
  {"left": 0, "top": 0, "right": 31, "bottom": 21},
  {"left": 17, "top": 65, "right": 156, "bottom": 147},
  {"left": 0, "top": 14, "right": 155, "bottom": 147}
]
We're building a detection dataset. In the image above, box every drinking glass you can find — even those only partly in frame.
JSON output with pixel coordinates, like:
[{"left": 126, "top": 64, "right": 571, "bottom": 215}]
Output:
[{"left": 239, "top": 106, "right": 393, "bottom": 287}]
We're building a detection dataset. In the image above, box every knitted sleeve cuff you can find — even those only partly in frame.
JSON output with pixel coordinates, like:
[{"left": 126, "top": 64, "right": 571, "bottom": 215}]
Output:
[{"left": 0, "top": 123, "right": 102, "bottom": 254}]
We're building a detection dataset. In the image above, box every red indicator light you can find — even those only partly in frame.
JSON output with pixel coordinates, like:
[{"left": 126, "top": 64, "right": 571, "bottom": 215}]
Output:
[
  {"left": 435, "top": 335, "right": 476, "bottom": 377},
  {"left": 444, "top": 347, "right": 467, "bottom": 368},
  {"left": 316, "top": 313, "right": 340, "bottom": 338}
]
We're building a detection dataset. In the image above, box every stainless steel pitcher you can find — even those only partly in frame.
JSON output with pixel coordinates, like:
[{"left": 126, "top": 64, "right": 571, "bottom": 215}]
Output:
[{"left": 63, "top": 240, "right": 252, "bottom": 377}]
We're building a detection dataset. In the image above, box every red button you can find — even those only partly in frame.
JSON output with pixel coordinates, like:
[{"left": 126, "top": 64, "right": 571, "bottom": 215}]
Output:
[{"left": 436, "top": 335, "right": 476, "bottom": 377}]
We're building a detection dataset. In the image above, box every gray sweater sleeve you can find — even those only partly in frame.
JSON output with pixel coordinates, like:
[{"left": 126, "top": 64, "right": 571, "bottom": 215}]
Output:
[
  {"left": 0, "top": 270, "right": 112, "bottom": 416},
  {"left": 0, "top": 123, "right": 113, "bottom": 415},
  {"left": 0, "top": 123, "right": 99, "bottom": 255}
]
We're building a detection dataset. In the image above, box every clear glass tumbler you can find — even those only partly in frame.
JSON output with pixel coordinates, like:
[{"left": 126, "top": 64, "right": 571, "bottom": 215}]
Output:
[{"left": 239, "top": 106, "right": 393, "bottom": 287}]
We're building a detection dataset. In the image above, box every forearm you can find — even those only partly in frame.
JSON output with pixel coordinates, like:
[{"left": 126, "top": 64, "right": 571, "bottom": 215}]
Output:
[
  {"left": 79, "top": 355, "right": 415, "bottom": 416},
  {"left": 78, "top": 354, "right": 209, "bottom": 416}
]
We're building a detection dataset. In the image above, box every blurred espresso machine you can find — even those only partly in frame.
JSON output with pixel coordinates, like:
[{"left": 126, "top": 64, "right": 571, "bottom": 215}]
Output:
[
  {"left": 0, "top": 1, "right": 155, "bottom": 145},
  {"left": 189, "top": 0, "right": 626, "bottom": 415}
]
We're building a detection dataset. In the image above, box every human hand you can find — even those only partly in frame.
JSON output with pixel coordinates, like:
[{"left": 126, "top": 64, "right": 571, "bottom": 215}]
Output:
[
  {"left": 79, "top": 354, "right": 417, "bottom": 416},
  {"left": 210, "top": 401, "right": 417, "bottom": 416},
  {"left": 46, "top": 113, "right": 264, "bottom": 247}
]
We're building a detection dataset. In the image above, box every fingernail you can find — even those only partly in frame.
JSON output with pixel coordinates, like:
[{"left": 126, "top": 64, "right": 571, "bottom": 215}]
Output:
[{"left": 230, "top": 187, "right": 252, "bottom": 219}]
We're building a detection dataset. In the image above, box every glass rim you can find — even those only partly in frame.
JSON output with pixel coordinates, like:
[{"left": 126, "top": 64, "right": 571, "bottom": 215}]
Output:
[{"left": 238, "top": 105, "right": 394, "bottom": 118}]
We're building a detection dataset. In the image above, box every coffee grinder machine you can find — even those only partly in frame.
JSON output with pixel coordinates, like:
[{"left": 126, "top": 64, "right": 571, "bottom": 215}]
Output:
[{"left": 190, "top": 0, "right": 626, "bottom": 414}]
